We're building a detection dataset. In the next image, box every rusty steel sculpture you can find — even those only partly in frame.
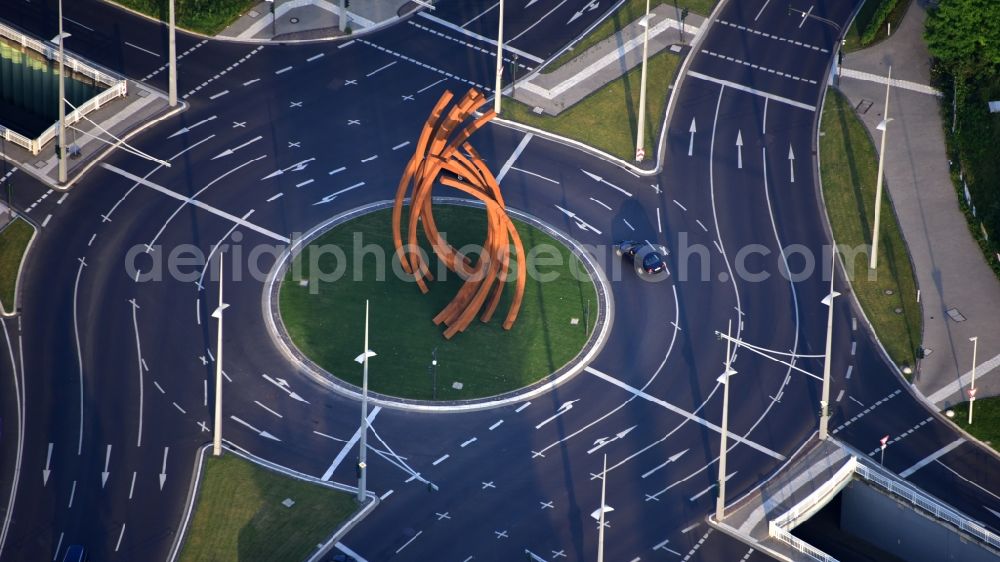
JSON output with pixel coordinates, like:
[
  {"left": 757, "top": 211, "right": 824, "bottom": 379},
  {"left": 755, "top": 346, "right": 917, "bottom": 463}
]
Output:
[{"left": 392, "top": 88, "right": 526, "bottom": 339}]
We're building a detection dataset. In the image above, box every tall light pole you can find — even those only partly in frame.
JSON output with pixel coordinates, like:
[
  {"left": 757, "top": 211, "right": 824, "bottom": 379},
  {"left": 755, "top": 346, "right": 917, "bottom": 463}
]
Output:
[
  {"left": 57, "top": 0, "right": 67, "bottom": 184},
  {"left": 211, "top": 254, "right": 229, "bottom": 456},
  {"left": 869, "top": 66, "right": 892, "bottom": 270},
  {"left": 339, "top": 0, "right": 348, "bottom": 32},
  {"left": 968, "top": 336, "right": 978, "bottom": 425},
  {"left": 819, "top": 251, "right": 840, "bottom": 440},
  {"left": 354, "top": 300, "right": 376, "bottom": 503},
  {"left": 494, "top": 0, "right": 505, "bottom": 114},
  {"left": 168, "top": 0, "right": 177, "bottom": 107},
  {"left": 597, "top": 453, "right": 608, "bottom": 562},
  {"left": 634, "top": 0, "right": 652, "bottom": 162},
  {"left": 715, "top": 320, "right": 736, "bottom": 521}
]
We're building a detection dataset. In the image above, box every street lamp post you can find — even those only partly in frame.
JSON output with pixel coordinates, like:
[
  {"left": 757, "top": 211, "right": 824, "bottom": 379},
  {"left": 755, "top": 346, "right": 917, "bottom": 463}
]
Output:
[
  {"left": 429, "top": 347, "right": 438, "bottom": 400},
  {"left": 634, "top": 0, "right": 652, "bottom": 163},
  {"left": 819, "top": 251, "right": 840, "bottom": 440},
  {"left": 968, "top": 336, "right": 978, "bottom": 424},
  {"left": 168, "top": 0, "right": 177, "bottom": 106},
  {"left": 715, "top": 320, "right": 736, "bottom": 521},
  {"left": 57, "top": 0, "right": 67, "bottom": 185},
  {"left": 597, "top": 453, "right": 608, "bottom": 562},
  {"left": 211, "top": 254, "right": 229, "bottom": 456},
  {"left": 869, "top": 66, "right": 892, "bottom": 270},
  {"left": 494, "top": 0, "right": 505, "bottom": 114},
  {"left": 354, "top": 300, "right": 376, "bottom": 503}
]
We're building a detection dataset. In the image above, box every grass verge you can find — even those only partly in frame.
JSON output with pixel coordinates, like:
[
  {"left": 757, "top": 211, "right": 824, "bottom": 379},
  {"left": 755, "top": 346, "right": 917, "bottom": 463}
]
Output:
[
  {"left": 109, "top": 0, "right": 258, "bottom": 36},
  {"left": 819, "top": 88, "right": 922, "bottom": 368},
  {"left": 948, "top": 397, "right": 1000, "bottom": 450},
  {"left": 506, "top": 49, "right": 680, "bottom": 162},
  {"left": 545, "top": 0, "right": 714, "bottom": 74},
  {"left": 280, "top": 206, "right": 598, "bottom": 401},
  {"left": 180, "top": 454, "right": 357, "bottom": 562},
  {"left": 0, "top": 218, "right": 33, "bottom": 313},
  {"left": 843, "top": 0, "right": 913, "bottom": 53}
]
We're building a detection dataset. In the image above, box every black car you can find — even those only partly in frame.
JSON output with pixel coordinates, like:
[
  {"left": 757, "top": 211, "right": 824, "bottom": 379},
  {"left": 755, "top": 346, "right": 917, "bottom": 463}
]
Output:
[{"left": 614, "top": 240, "right": 668, "bottom": 276}]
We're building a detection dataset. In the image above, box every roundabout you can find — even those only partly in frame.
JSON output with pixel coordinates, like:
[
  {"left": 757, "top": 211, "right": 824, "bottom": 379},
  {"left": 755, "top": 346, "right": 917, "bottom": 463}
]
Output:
[{"left": 273, "top": 201, "right": 603, "bottom": 402}]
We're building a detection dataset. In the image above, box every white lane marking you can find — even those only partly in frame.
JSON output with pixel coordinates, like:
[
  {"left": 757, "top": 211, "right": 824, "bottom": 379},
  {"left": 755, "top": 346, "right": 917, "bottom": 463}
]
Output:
[
  {"left": 623, "top": 219, "right": 635, "bottom": 231},
  {"left": 395, "top": 530, "right": 423, "bottom": 554},
  {"left": 590, "top": 197, "right": 611, "bottom": 211},
  {"left": 688, "top": 70, "right": 816, "bottom": 111},
  {"left": 313, "top": 182, "right": 365, "bottom": 206},
  {"left": 849, "top": 396, "right": 863, "bottom": 406},
  {"left": 845, "top": 365, "right": 853, "bottom": 379},
  {"left": 209, "top": 90, "right": 229, "bottom": 100},
  {"left": 432, "top": 454, "right": 450, "bottom": 466},
  {"left": 114, "top": 523, "right": 126, "bottom": 551},
  {"left": 321, "top": 407, "right": 382, "bottom": 480},
  {"left": 52, "top": 532, "right": 64, "bottom": 561},
  {"left": 496, "top": 133, "right": 533, "bottom": 183},
  {"left": 129, "top": 300, "right": 145, "bottom": 447},
  {"left": 489, "top": 420, "right": 504, "bottom": 430},
  {"left": 582, "top": 169, "right": 633, "bottom": 197},
  {"left": 754, "top": 0, "right": 771, "bottom": 21},
  {"left": 254, "top": 400, "right": 283, "bottom": 418},
  {"left": 129, "top": 471, "right": 137, "bottom": 499},
  {"left": 73, "top": 259, "right": 87, "bottom": 455},
  {"left": 462, "top": 1, "right": 499, "bottom": 27},
  {"left": 296, "top": 179, "right": 314, "bottom": 188},
  {"left": 673, "top": 199, "right": 687, "bottom": 211},
  {"left": 835, "top": 389, "right": 845, "bottom": 402},
  {"left": 509, "top": 0, "right": 567, "bottom": 42},
  {"left": 275, "top": 65, "right": 293, "bottom": 75},
  {"left": 656, "top": 208, "right": 662, "bottom": 233},
  {"left": 242, "top": 78, "right": 260, "bottom": 86},
  {"left": 266, "top": 193, "right": 283, "bottom": 202},
  {"left": 366, "top": 61, "right": 397, "bottom": 77},
  {"left": 67, "top": 481, "right": 76, "bottom": 508},
  {"left": 173, "top": 402, "right": 186, "bottom": 414},
  {"left": 461, "top": 437, "right": 477, "bottom": 447},
  {"left": 334, "top": 543, "right": 368, "bottom": 562},
  {"left": 899, "top": 439, "right": 965, "bottom": 478},
  {"left": 417, "top": 12, "right": 543, "bottom": 63},
  {"left": 588, "top": 367, "right": 785, "bottom": 460},
  {"left": 515, "top": 402, "right": 531, "bottom": 413},
  {"left": 64, "top": 17, "right": 94, "bottom": 31},
  {"left": 418, "top": 78, "right": 447, "bottom": 93},
  {"left": 307, "top": 53, "right": 324, "bottom": 62},
  {"left": 361, "top": 155, "right": 378, "bottom": 163},
  {"left": 101, "top": 164, "right": 290, "bottom": 243},
  {"left": 380, "top": 489, "right": 394, "bottom": 500},
  {"left": 125, "top": 41, "right": 158, "bottom": 57},
  {"left": 328, "top": 167, "right": 346, "bottom": 175},
  {"left": 851, "top": 341, "right": 857, "bottom": 355},
  {"left": 934, "top": 460, "right": 1000, "bottom": 504},
  {"left": 392, "top": 141, "right": 411, "bottom": 150},
  {"left": 696, "top": 219, "right": 708, "bottom": 232},
  {"left": 338, "top": 40, "right": 356, "bottom": 49},
  {"left": 510, "top": 166, "right": 559, "bottom": 184}
]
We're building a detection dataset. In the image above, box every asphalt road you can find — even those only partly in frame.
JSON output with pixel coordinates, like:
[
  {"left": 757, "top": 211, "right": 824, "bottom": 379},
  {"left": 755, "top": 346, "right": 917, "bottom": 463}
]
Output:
[{"left": 0, "top": 0, "right": 997, "bottom": 561}]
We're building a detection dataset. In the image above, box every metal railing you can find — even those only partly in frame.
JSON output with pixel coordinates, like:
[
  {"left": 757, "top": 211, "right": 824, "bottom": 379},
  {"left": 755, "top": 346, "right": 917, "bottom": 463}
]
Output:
[
  {"left": 771, "top": 456, "right": 857, "bottom": 531},
  {"left": 768, "top": 524, "right": 840, "bottom": 562},
  {"left": 854, "top": 461, "right": 1000, "bottom": 551},
  {"left": 0, "top": 21, "right": 127, "bottom": 154}
]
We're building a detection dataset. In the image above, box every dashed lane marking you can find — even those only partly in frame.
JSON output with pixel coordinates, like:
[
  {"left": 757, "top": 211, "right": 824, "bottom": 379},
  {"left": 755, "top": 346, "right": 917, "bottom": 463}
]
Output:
[
  {"left": 716, "top": 20, "right": 829, "bottom": 52},
  {"left": 701, "top": 49, "right": 818, "bottom": 85}
]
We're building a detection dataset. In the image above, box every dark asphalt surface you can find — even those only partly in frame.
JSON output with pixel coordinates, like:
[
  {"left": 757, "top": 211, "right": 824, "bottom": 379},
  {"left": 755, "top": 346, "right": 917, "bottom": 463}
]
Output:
[{"left": 0, "top": 0, "right": 998, "bottom": 561}]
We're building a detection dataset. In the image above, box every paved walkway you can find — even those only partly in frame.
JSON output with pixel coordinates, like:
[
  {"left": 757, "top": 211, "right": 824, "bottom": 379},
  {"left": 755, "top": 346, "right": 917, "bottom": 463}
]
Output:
[
  {"left": 513, "top": 6, "right": 704, "bottom": 115},
  {"left": 837, "top": 1, "right": 1000, "bottom": 409},
  {"left": 218, "top": 0, "right": 415, "bottom": 40}
]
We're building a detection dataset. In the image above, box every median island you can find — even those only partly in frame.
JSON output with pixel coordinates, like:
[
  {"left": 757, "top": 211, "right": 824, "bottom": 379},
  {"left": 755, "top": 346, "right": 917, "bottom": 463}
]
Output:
[{"left": 278, "top": 205, "right": 598, "bottom": 401}]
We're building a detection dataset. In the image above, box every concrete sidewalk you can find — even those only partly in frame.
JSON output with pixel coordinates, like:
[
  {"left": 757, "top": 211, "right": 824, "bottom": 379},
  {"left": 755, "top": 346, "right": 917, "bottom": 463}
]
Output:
[
  {"left": 837, "top": 0, "right": 1000, "bottom": 408},
  {"left": 513, "top": 6, "right": 704, "bottom": 116},
  {"left": 218, "top": 0, "right": 416, "bottom": 41}
]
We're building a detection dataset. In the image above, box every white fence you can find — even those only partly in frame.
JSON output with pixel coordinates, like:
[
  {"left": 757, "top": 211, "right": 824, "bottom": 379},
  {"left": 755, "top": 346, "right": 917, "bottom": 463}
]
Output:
[
  {"left": 768, "top": 524, "right": 840, "bottom": 562},
  {"left": 0, "top": 21, "right": 127, "bottom": 155}
]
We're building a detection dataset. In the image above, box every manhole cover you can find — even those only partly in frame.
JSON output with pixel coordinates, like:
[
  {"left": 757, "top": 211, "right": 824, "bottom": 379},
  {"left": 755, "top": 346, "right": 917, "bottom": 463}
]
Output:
[
  {"left": 884, "top": 289, "right": 894, "bottom": 295},
  {"left": 894, "top": 308, "right": 903, "bottom": 314},
  {"left": 248, "top": 9, "right": 260, "bottom": 18},
  {"left": 290, "top": 17, "right": 300, "bottom": 24},
  {"left": 946, "top": 307, "right": 967, "bottom": 322}
]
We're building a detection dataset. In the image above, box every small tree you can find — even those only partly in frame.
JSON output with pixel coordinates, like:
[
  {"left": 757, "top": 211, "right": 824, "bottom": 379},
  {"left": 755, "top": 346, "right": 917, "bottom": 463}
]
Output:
[{"left": 925, "top": 0, "right": 1000, "bottom": 80}]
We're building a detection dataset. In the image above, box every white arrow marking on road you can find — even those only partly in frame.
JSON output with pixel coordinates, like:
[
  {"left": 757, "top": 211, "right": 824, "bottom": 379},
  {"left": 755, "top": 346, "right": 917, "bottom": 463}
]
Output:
[
  {"left": 554, "top": 205, "right": 603, "bottom": 235},
  {"left": 101, "top": 444, "right": 111, "bottom": 488},
  {"left": 581, "top": 169, "right": 633, "bottom": 197},
  {"left": 736, "top": 130, "right": 744, "bottom": 169},
  {"left": 313, "top": 182, "right": 366, "bottom": 206},
  {"left": 211, "top": 135, "right": 262, "bottom": 160},
  {"left": 159, "top": 447, "right": 168, "bottom": 490},
  {"left": 535, "top": 400, "right": 579, "bottom": 429},
  {"left": 168, "top": 115, "right": 217, "bottom": 139},
  {"left": 568, "top": 0, "right": 600, "bottom": 24},
  {"left": 43, "top": 443, "right": 53, "bottom": 486},
  {"left": 640, "top": 448, "right": 690, "bottom": 478},
  {"left": 261, "top": 157, "right": 317, "bottom": 180},
  {"left": 688, "top": 118, "right": 697, "bottom": 156},
  {"left": 788, "top": 144, "right": 795, "bottom": 183},
  {"left": 231, "top": 415, "right": 281, "bottom": 441},
  {"left": 262, "top": 374, "right": 310, "bottom": 403},
  {"left": 587, "top": 425, "right": 637, "bottom": 454}
]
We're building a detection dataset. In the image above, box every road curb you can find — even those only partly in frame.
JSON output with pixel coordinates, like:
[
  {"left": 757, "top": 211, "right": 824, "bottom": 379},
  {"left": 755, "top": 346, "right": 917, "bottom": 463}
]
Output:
[{"left": 261, "top": 198, "right": 615, "bottom": 413}]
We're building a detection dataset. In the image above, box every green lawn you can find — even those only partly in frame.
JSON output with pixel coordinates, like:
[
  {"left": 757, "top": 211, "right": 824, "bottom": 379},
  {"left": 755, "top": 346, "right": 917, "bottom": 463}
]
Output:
[
  {"left": 948, "top": 397, "right": 1000, "bottom": 450},
  {"left": 545, "top": 0, "right": 714, "bottom": 74},
  {"left": 180, "top": 454, "right": 357, "bottom": 562},
  {"left": 109, "top": 0, "right": 258, "bottom": 36},
  {"left": 820, "top": 88, "right": 922, "bottom": 369},
  {"left": 843, "top": 0, "right": 913, "bottom": 52},
  {"left": 0, "top": 219, "right": 33, "bottom": 314},
  {"left": 506, "top": 49, "right": 680, "bottom": 162},
  {"left": 280, "top": 206, "right": 598, "bottom": 400}
]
